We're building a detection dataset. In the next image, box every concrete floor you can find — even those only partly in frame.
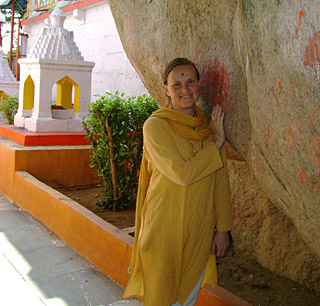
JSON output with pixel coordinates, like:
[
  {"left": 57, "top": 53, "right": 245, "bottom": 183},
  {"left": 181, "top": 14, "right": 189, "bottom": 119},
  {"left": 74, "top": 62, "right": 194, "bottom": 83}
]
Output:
[{"left": 0, "top": 192, "right": 124, "bottom": 306}]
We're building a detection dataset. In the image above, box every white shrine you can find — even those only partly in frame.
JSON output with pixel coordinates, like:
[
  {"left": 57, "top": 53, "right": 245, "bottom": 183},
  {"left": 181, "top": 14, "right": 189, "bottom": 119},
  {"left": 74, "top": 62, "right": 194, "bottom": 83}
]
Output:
[
  {"left": 14, "top": 8, "right": 95, "bottom": 132},
  {"left": 0, "top": 49, "right": 19, "bottom": 97}
]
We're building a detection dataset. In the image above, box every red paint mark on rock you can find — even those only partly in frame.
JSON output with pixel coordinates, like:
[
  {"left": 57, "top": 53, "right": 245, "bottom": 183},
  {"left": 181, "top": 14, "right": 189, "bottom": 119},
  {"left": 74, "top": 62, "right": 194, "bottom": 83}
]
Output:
[
  {"left": 286, "top": 11, "right": 304, "bottom": 45},
  {"left": 304, "top": 30, "right": 320, "bottom": 67},
  {"left": 295, "top": 11, "right": 304, "bottom": 35},
  {"left": 287, "top": 75, "right": 297, "bottom": 100},
  {"left": 297, "top": 168, "right": 320, "bottom": 192},
  {"left": 274, "top": 80, "right": 282, "bottom": 94},
  {"left": 283, "top": 126, "right": 299, "bottom": 154},
  {"left": 288, "top": 75, "right": 296, "bottom": 89},
  {"left": 297, "top": 168, "right": 305, "bottom": 187},
  {"left": 199, "top": 58, "right": 230, "bottom": 107},
  {"left": 286, "top": 11, "right": 304, "bottom": 56}
]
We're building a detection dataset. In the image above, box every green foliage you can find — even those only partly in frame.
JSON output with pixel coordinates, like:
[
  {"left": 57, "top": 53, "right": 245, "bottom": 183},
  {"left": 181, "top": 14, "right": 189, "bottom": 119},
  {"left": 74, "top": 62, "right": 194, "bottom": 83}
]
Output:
[
  {"left": 83, "top": 91, "right": 159, "bottom": 211},
  {"left": 0, "top": 93, "right": 18, "bottom": 124},
  {"left": 5, "top": 48, "right": 20, "bottom": 62}
]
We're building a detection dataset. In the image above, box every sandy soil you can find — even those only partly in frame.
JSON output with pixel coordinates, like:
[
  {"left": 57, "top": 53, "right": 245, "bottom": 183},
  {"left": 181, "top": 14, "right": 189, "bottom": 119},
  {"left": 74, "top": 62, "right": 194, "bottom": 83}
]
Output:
[{"left": 57, "top": 187, "right": 320, "bottom": 306}]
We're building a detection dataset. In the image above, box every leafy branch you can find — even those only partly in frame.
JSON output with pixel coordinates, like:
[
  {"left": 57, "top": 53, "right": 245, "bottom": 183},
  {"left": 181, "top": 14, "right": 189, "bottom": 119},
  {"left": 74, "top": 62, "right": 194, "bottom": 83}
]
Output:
[{"left": 82, "top": 91, "right": 159, "bottom": 211}]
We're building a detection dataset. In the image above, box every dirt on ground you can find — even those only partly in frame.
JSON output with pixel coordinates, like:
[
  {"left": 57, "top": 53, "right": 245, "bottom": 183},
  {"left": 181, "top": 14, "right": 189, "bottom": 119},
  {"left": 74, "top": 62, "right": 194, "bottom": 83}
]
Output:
[
  {"left": 58, "top": 187, "right": 136, "bottom": 229},
  {"left": 57, "top": 187, "right": 320, "bottom": 306}
]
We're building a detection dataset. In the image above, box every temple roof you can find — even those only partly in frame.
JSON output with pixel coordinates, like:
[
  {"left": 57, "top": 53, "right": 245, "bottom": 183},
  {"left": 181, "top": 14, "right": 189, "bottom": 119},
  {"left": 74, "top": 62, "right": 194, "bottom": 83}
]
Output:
[{"left": 28, "top": 8, "right": 83, "bottom": 61}]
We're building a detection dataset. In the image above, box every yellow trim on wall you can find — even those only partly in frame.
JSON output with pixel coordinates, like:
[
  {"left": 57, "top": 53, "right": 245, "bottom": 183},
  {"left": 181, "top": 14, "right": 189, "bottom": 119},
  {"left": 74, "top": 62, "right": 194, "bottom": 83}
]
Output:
[
  {"left": 56, "top": 76, "right": 80, "bottom": 112},
  {"left": 23, "top": 75, "right": 35, "bottom": 109}
]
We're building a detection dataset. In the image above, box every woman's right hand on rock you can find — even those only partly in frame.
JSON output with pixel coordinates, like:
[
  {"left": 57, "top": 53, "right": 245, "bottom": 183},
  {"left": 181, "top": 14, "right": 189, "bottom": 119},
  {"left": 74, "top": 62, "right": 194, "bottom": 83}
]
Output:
[{"left": 210, "top": 104, "right": 225, "bottom": 149}]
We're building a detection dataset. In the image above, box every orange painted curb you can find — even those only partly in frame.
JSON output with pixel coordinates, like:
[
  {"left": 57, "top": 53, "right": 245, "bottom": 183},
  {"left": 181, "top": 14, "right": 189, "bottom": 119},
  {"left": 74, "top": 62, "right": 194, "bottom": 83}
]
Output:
[
  {"left": 0, "top": 125, "right": 89, "bottom": 146},
  {"left": 196, "top": 285, "right": 250, "bottom": 306},
  {"left": 14, "top": 171, "right": 133, "bottom": 288}
]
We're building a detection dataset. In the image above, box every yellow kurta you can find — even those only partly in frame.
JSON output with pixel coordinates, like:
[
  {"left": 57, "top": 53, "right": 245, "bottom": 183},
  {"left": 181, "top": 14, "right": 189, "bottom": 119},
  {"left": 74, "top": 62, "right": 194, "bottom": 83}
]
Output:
[{"left": 123, "top": 113, "right": 233, "bottom": 306}]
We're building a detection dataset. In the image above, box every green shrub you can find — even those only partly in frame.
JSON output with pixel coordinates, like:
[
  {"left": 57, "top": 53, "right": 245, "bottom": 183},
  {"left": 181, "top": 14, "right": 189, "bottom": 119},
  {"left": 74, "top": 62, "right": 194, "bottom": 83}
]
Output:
[
  {"left": 0, "top": 93, "right": 19, "bottom": 124},
  {"left": 83, "top": 91, "right": 159, "bottom": 211}
]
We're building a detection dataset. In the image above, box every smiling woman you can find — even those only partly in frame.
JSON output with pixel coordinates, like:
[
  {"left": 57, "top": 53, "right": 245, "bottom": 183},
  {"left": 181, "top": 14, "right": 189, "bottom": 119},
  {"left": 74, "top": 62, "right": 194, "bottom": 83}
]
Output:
[{"left": 111, "top": 58, "right": 233, "bottom": 306}]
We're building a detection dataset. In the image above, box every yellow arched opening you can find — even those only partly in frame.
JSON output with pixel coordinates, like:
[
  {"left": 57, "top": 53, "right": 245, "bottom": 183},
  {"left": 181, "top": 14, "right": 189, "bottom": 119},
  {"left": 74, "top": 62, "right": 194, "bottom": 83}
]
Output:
[
  {"left": 56, "top": 76, "right": 80, "bottom": 113},
  {"left": 23, "top": 75, "right": 35, "bottom": 109}
]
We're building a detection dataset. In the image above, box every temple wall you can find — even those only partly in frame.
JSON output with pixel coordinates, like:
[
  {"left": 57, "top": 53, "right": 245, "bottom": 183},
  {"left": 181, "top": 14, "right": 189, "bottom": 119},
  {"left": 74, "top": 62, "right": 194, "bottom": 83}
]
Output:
[{"left": 22, "top": 1, "right": 148, "bottom": 101}]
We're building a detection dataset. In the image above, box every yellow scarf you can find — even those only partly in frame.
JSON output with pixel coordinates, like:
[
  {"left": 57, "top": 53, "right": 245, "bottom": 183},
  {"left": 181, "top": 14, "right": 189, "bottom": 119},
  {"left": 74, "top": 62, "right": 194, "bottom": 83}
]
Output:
[
  {"left": 129, "top": 105, "right": 211, "bottom": 273},
  {"left": 149, "top": 105, "right": 211, "bottom": 141}
]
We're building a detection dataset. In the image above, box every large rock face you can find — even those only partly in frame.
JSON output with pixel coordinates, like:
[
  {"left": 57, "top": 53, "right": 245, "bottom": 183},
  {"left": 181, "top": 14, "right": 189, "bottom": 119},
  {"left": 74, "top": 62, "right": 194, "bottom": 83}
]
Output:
[
  {"left": 109, "top": 0, "right": 320, "bottom": 289},
  {"left": 228, "top": 156, "right": 320, "bottom": 292}
]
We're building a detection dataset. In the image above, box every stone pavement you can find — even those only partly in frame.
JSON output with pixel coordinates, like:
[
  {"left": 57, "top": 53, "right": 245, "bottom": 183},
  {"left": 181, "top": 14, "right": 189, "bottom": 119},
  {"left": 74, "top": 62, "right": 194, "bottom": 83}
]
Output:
[{"left": 0, "top": 192, "right": 124, "bottom": 306}]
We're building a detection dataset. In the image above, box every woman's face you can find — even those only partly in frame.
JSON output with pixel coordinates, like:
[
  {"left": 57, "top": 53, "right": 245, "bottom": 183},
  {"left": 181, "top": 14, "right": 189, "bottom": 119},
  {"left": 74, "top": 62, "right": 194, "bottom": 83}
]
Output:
[{"left": 163, "top": 64, "right": 200, "bottom": 115}]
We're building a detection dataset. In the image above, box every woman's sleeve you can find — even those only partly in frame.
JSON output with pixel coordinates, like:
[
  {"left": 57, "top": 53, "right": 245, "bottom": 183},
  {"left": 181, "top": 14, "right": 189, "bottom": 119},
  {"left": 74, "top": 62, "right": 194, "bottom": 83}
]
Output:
[
  {"left": 214, "top": 145, "right": 234, "bottom": 231},
  {"left": 143, "top": 117, "right": 224, "bottom": 186}
]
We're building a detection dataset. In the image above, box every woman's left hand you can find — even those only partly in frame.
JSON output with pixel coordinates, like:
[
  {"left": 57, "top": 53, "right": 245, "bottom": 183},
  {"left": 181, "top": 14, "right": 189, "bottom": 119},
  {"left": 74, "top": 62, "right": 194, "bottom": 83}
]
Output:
[
  {"left": 210, "top": 105, "right": 225, "bottom": 149},
  {"left": 211, "top": 231, "right": 230, "bottom": 256}
]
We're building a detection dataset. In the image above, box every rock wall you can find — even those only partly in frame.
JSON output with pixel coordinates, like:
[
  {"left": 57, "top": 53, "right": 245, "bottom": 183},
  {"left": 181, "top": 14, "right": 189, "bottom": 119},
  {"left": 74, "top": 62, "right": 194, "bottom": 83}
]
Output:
[
  {"left": 109, "top": 0, "right": 320, "bottom": 290},
  {"left": 227, "top": 153, "right": 320, "bottom": 293}
]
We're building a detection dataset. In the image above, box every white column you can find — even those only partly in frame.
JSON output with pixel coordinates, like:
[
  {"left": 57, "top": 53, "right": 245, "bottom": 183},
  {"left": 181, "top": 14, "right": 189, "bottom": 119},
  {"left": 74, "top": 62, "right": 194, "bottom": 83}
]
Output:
[{"left": 30, "top": 68, "right": 52, "bottom": 120}]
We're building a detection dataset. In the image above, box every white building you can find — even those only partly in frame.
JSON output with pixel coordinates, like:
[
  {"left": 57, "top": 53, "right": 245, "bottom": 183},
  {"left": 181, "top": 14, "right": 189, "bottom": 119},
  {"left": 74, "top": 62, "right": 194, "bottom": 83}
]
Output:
[{"left": 21, "top": 0, "right": 148, "bottom": 101}]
